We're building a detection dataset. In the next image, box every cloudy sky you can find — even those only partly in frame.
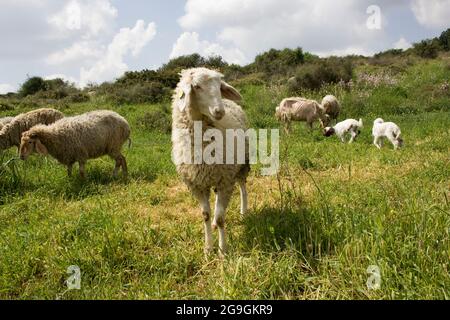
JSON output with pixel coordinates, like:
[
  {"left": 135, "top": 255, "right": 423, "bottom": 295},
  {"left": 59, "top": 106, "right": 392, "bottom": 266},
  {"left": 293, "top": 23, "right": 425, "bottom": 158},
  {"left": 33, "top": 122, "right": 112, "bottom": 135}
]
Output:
[{"left": 0, "top": 0, "right": 449, "bottom": 93}]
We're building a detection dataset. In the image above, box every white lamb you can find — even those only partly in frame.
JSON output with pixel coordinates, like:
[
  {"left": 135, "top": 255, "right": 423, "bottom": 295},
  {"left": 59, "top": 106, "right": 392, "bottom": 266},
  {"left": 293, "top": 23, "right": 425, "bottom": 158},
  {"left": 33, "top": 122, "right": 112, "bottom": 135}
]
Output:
[
  {"left": 372, "top": 118, "right": 403, "bottom": 150},
  {"left": 171, "top": 67, "right": 250, "bottom": 257},
  {"left": 324, "top": 119, "right": 363, "bottom": 143}
]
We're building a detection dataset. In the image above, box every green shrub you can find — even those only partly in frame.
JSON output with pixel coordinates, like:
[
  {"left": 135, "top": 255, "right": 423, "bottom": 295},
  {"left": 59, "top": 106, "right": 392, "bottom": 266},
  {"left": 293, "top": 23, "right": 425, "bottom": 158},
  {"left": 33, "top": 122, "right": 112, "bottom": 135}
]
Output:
[{"left": 136, "top": 109, "right": 172, "bottom": 133}]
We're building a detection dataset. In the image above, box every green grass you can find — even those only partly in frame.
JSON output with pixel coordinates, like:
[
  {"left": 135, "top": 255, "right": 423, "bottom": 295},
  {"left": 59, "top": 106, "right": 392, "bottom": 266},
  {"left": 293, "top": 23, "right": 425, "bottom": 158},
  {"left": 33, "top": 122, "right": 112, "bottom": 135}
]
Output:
[{"left": 0, "top": 58, "right": 449, "bottom": 300}]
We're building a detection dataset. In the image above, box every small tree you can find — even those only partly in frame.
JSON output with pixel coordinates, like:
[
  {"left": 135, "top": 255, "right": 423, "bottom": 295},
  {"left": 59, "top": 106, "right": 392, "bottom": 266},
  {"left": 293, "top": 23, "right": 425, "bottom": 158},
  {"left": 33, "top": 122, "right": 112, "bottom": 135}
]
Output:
[
  {"left": 413, "top": 39, "right": 440, "bottom": 59},
  {"left": 19, "top": 76, "right": 46, "bottom": 97},
  {"left": 439, "top": 28, "right": 450, "bottom": 51}
]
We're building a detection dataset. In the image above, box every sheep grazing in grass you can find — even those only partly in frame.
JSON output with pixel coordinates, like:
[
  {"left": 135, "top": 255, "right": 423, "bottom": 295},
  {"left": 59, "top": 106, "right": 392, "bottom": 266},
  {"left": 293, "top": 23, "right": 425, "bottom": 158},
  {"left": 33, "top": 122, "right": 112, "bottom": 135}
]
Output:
[
  {"left": 20, "top": 110, "right": 130, "bottom": 178},
  {"left": 321, "top": 95, "right": 341, "bottom": 124},
  {"left": 0, "top": 117, "right": 14, "bottom": 131},
  {"left": 324, "top": 119, "right": 363, "bottom": 143},
  {"left": 0, "top": 108, "right": 64, "bottom": 152},
  {"left": 172, "top": 67, "right": 250, "bottom": 257},
  {"left": 275, "top": 97, "right": 329, "bottom": 133},
  {"left": 372, "top": 118, "right": 404, "bottom": 150}
]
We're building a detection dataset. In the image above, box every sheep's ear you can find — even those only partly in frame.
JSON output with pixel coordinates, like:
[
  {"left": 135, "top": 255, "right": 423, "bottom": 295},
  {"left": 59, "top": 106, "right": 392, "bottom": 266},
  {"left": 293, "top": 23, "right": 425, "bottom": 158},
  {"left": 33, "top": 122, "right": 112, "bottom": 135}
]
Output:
[
  {"left": 221, "top": 81, "right": 242, "bottom": 102},
  {"left": 178, "top": 83, "right": 192, "bottom": 112},
  {"left": 35, "top": 139, "right": 48, "bottom": 155}
]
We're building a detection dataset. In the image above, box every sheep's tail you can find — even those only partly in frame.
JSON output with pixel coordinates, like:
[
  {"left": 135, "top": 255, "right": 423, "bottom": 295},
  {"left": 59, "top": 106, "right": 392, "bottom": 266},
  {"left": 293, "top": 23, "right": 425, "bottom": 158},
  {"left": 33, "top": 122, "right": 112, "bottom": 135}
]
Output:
[
  {"left": 358, "top": 118, "right": 363, "bottom": 128},
  {"left": 128, "top": 138, "right": 132, "bottom": 148}
]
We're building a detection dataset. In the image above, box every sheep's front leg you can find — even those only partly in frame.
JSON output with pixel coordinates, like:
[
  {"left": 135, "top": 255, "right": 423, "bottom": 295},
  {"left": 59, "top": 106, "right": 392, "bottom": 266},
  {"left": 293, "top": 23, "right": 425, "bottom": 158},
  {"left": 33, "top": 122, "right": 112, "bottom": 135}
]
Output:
[
  {"left": 349, "top": 131, "right": 357, "bottom": 144},
  {"left": 79, "top": 161, "right": 86, "bottom": 178},
  {"left": 193, "top": 190, "right": 213, "bottom": 255},
  {"left": 67, "top": 164, "right": 73, "bottom": 177},
  {"left": 238, "top": 180, "right": 248, "bottom": 216},
  {"left": 213, "top": 188, "right": 233, "bottom": 257}
]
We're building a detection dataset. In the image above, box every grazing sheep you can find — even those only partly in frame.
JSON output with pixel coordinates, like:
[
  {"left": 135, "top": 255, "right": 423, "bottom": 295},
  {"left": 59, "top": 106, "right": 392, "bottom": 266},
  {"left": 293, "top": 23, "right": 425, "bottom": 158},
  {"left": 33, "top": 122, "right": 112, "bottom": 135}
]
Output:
[
  {"left": 0, "top": 117, "right": 13, "bottom": 131},
  {"left": 372, "top": 118, "right": 403, "bottom": 150},
  {"left": 172, "top": 67, "right": 250, "bottom": 256},
  {"left": 321, "top": 95, "right": 341, "bottom": 124},
  {"left": 0, "top": 108, "right": 64, "bottom": 151},
  {"left": 20, "top": 110, "right": 130, "bottom": 178},
  {"left": 324, "top": 119, "right": 363, "bottom": 143},
  {"left": 275, "top": 97, "right": 329, "bottom": 133}
]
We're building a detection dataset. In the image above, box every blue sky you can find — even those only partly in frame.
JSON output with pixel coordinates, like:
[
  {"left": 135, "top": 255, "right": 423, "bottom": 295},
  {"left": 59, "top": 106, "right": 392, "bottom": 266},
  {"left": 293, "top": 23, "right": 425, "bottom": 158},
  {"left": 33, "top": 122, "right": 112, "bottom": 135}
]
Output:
[{"left": 0, "top": 0, "right": 449, "bottom": 93}]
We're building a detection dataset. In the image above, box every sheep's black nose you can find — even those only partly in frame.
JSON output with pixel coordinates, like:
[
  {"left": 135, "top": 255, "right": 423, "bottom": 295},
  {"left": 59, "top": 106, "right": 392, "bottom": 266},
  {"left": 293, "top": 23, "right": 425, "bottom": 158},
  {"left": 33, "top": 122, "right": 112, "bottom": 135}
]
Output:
[{"left": 212, "top": 107, "right": 225, "bottom": 120}]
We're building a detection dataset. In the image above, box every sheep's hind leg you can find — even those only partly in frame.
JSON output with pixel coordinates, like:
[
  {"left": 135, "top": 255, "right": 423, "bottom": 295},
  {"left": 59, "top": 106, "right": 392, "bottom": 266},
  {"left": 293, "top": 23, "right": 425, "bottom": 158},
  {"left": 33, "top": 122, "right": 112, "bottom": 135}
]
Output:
[
  {"left": 213, "top": 188, "right": 233, "bottom": 258},
  {"left": 238, "top": 180, "right": 248, "bottom": 216},
  {"left": 120, "top": 155, "right": 128, "bottom": 177},
  {"left": 193, "top": 189, "right": 213, "bottom": 256}
]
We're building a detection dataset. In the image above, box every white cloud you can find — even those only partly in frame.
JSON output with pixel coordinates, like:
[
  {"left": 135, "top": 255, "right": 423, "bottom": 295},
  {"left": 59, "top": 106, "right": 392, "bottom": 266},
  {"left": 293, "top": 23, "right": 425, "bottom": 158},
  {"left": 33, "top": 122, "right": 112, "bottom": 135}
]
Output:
[
  {"left": 48, "top": 0, "right": 118, "bottom": 38},
  {"left": 393, "top": 37, "right": 412, "bottom": 50},
  {"left": 79, "top": 20, "right": 157, "bottom": 86},
  {"left": 176, "top": 0, "right": 393, "bottom": 61},
  {"left": 0, "top": 83, "right": 16, "bottom": 94},
  {"left": 411, "top": 0, "right": 450, "bottom": 29},
  {"left": 46, "top": 41, "right": 103, "bottom": 65},
  {"left": 170, "top": 32, "right": 246, "bottom": 65}
]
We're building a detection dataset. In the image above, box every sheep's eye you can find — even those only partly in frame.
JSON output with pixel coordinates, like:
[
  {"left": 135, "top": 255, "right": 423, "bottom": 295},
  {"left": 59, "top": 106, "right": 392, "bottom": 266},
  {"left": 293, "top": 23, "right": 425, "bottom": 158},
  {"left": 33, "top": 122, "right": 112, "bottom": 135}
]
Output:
[
  {"left": 194, "top": 85, "right": 201, "bottom": 90},
  {"left": 28, "top": 141, "right": 33, "bottom": 145}
]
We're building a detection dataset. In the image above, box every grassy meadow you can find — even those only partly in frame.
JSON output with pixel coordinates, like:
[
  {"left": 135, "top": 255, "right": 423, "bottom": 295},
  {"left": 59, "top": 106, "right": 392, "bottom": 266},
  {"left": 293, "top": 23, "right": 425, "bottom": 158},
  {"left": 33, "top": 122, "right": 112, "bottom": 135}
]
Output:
[{"left": 0, "top": 56, "right": 449, "bottom": 300}]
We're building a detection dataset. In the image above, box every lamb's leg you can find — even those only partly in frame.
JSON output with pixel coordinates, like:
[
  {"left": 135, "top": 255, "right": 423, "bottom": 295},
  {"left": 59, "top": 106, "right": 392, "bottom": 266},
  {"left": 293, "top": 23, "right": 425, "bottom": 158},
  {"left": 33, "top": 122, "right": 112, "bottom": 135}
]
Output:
[
  {"left": 388, "top": 135, "right": 398, "bottom": 150},
  {"left": 193, "top": 189, "right": 213, "bottom": 255},
  {"left": 374, "top": 137, "right": 382, "bottom": 149},
  {"left": 349, "top": 131, "right": 357, "bottom": 144},
  {"left": 238, "top": 180, "right": 248, "bottom": 216},
  {"left": 79, "top": 161, "right": 86, "bottom": 178},
  {"left": 213, "top": 188, "right": 233, "bottom": 258}
]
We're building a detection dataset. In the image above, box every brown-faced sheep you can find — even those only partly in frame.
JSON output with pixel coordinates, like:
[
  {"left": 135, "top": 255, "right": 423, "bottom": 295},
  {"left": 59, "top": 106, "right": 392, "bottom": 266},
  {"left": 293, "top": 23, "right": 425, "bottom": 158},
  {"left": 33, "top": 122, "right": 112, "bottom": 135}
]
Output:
[
  {"left": 321, "top": 95, "right": 341, "bottom": 124},
  {"left": 275, "top": 97, "right": 329, "bottom": 133},
  {"left": 172, "top": 67, "right": 250, "bottom": 257},
  {"left": 0, "top": 108, "right": 64, "bottom": 151},
  {"left": 20, "top": 110, "right": 130, "bottom": 178}
]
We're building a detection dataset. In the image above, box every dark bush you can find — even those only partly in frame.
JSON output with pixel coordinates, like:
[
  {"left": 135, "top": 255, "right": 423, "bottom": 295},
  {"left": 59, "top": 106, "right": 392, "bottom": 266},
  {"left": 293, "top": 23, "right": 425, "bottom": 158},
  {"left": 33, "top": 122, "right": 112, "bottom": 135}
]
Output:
[
  {"left": 438, "top": 28, "right": 450, "bottom": 51},
  {"left": 159, "top": 53, "right": 229, "bottom": 73},
  {"left": 137, "top": 109, "right": 172, "bottom": 133},
  {"left": 413, "top": 39, "right": 440, "bottom": 59},
  {"left": 253, "top": 48, "right": 304, "bottom": 76},
  {"left": 289, "top": 58, "right": 353, "bottom": 92},
  {"left": 19, "top": 76, "right": 46, "bottom": 97}
]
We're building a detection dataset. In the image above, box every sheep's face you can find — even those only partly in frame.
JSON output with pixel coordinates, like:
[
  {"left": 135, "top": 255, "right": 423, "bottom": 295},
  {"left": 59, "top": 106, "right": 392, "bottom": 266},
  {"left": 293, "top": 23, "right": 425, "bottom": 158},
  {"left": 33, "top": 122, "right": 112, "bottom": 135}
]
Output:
[
  {"left": 320, "top": 115, "right": 331, "bottom": 128},
  {"left": 323, "top": 127, "right": 335, "bottom": 137},
  {"left": 19, "top": 134, "right": 48, "bottom": 160},
  {"left": 275, "top": 107, "right": 282, "bottom": 120},
  {"left": 178, "top": 68, "right": 242, "bottom": 121}
]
